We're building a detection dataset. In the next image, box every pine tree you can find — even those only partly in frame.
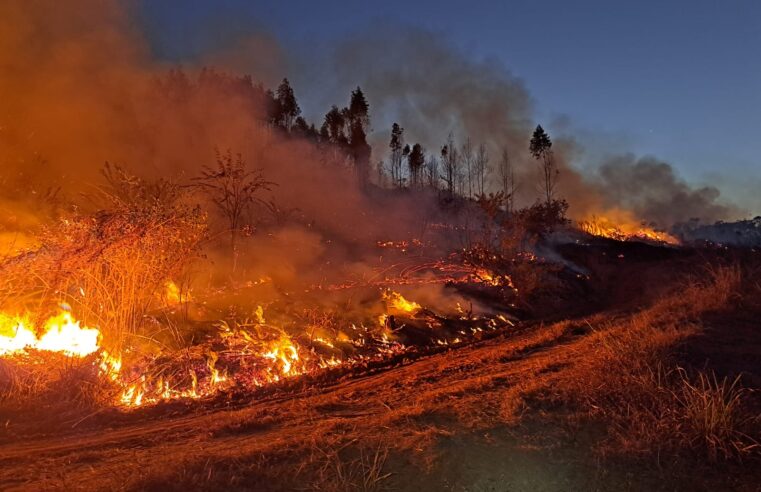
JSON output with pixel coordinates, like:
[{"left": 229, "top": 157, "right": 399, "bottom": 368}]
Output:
[
  {"left": 389, "top": 123, "right": 404, "bottom": 187},
  {"left": 529, "top": 125, "right": 557, "bottom": 204}
]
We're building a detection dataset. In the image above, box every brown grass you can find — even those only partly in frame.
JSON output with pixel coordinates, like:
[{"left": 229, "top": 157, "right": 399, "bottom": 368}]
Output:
[{"left": 561, "top": 264, "right": 759, "bottom": 461}]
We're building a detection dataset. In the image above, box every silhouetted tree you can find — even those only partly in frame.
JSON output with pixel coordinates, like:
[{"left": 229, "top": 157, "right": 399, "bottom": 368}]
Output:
[
  {"left": 475, "top": 143, "right": 489, "bottom": 196},
  {"left": 275, "top": 78, "right": 300, "bottom": 131},
  {"left": 529, "top": 125, "right": 557, "bottom": 204},
  {"left": 461, "top": 138, "right": 474, "bottom": 198},
  {"left": 389, "top": 123, "right": 404, "bottom": 187},
  {"left": 348, "top": 87, "right": 369, "bottom": 128},
  {"left": 408, "top": 143, "right": 425, "bottom": 187},
  {"left": 323, "top": 105, "right": 347, "bottom": 146},
  {"left": 498, "top": 147, "right": 517, "bottom": 213},
  {"left": 292, "top": 116, "right": 310, "bottom": 138},
  {"left": 347, "top": 87, "right": 371, "bottom": 187},
  {"left": 440, "top": 133, "right": 460, "bottom": 197}
]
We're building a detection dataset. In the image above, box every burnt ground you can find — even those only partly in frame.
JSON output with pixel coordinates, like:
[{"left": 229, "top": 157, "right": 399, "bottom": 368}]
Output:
[{"left": 0, "top": 241, "right": 759, "bottom": 491}]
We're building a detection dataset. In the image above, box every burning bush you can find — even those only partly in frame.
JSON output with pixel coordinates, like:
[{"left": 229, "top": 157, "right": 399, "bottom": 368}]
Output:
[
  {"left": 0, "top": 167, "right": 208, "bottom": 409},
  {"left": 0, "top": 168, "right": 207, "bottom": 352}
]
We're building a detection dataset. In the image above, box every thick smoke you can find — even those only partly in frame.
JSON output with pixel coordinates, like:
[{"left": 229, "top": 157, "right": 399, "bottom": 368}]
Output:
[
  {"left": 0, "top": 0, "right": 462, "bottom": 316},
  {"left": 0, "top": 0, "right": 745, "bottom": 257},
  {"left": 589, "top": 154, "right": 740, "bottom": 227}
]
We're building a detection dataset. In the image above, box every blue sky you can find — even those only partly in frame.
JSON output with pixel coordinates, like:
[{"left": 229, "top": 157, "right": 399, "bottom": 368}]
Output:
[{"left": 139, "top": 0, "right": 761, "bottom": 189}]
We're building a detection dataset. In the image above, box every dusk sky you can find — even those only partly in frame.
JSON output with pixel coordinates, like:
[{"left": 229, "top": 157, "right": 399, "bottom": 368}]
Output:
[{"left": 139, "top": 0, "right": 761, "bottom": 198}]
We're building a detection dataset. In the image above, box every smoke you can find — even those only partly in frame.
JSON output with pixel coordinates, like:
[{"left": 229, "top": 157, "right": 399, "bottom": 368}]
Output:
[
  {"left": 0, "top": 0, "right": 744, "bottom": 260},
  {"left": 0, "top": 0, "right": 457, "bottom": 315},
  {"left": 587, "top": 154, "right": 740, "bottom": 227},
  {"left": 324, "top": 27, "right": 533, "bottom": 155},
  {"left": 299, "top": 26, "right": 741, "bottom": 227}
]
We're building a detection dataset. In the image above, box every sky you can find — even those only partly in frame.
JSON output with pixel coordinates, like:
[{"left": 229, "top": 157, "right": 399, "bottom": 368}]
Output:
[{"left": 138, "top": 0, "right": 761, "bottom": 191}]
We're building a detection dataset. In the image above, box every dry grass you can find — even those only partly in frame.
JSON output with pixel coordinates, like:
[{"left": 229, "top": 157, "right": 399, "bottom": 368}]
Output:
[
  {"left": 309, "top": 440, "right": 392, "bottom": 492},
  {"left": 562, "top": 264, "right": 759, "bottom": 461},
  {"left": 0, "top": 173, "right": 207, "bottom": 410}
]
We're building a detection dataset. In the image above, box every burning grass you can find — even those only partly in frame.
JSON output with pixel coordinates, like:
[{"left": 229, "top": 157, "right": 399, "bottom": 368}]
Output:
[{"left": 579, "top": 212, "right": 680, "bottom": 245}]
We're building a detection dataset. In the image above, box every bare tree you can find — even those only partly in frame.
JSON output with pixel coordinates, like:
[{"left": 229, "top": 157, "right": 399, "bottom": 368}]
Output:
[
  {"left": 498, "top": 147, "right": 517, "bottom": 213},
  {"left": 474, "top": 143, "right": 489, "bottom": 196},
  {"left": 425, "top": 155, "right": 439, "bottom": 190},
  {"left": 461, "top": 137, "right": 474, "bottom": 198},
  {"left": 195, "top": 150, "right": 274, "bottom": 273},
  {"left": 440, "top": 133, "right": 460, "bottom": 197}
]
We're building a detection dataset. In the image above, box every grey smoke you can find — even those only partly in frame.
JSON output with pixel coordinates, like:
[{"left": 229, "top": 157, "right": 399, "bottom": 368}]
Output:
[{"left": 590, "top": 154, "right": 741, "bottom": 227}]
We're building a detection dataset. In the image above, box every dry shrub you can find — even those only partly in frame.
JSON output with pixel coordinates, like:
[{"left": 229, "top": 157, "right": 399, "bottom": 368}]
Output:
[
  {"left": 0, "top": 169, "right": 206, "bottom": 409},
  {"left": 0, "top": 169, "right": 207, "bottom": 352},
  {"left": 567, "top": 264, "right": 758, "bottom": 461},
  {"left": 0, "top": 352, "right": 112, "bottom": 408}
]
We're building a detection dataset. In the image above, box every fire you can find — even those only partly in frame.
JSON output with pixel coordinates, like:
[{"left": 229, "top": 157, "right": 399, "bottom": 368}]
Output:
[
  {"left": 0, "top": 287, "right": 512, "bottom": 410},
  {"left": 579, "top": 211, "right": 679, "bottom": 244},
  {"left": 0, "top": 310, "right": 101, "bottom": 357},
  {"left": 263, "top": 335, "right": 301, "bottom": 375},
  {"left": 163, "top": 280, "right": 191, "bottom": 304},
  {"left": 383, "top": 290, "right": 421, "bottom": 313}
]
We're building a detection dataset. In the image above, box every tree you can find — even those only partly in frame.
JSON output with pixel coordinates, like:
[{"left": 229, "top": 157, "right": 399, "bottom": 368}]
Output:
[
  {"left": 323, "top": 105, "right": 347, "bottom": 146},
  {"left": 195, "top": 150, "right": 274, "bottom": 273},
  {"left": 498, "top": 147, "right": 517, "bottom": 213},
  {"left": 408, "top": 143, "right": 425, "bottom": 187},
  {"left": 425, "top": 155, "right": 439, "bottom": 190},
  {"left": 474, "top": 143, "right": 489, "bottom": 196},
  {"left": 291, "top": 116, "right": 310, "bottom": 138},
  {"left": 529, "top": 125, "right": 557, "bottom": 205},
  {"left": 348, "top": 86, "right": 369, "bottom": 129},
  {"left": 389, "top": 123, "right": 405, "bottom": 188},
  {"left": 461, "top": 138, "right": 474, "bottom": 198},
  {"left": 347, "top": 87, "right": 371, "bottom": 187},
  {"left": 275, "top": 78, "right": 301, "bottom": 131},
  {"left": 440, "top": 133, "right": 460, "bottom": 197}
]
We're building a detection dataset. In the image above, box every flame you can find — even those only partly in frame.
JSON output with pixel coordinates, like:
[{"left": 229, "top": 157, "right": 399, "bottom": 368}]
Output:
[
  {"left": 263, "top": 335, "right": 301, "bottom": 375},
  {"left": 0, "top": 310, "right": 100, "bottom": 357},
  {"left": 1, "top": 284, "right": 511, "bottom": 410},
  {"left": 382, "top": 290, "right": 421, "bottom": 313},
  {"left": 163, "top": 280, "right": 191, "bottom": 304},
  {"left": 579, "top": 211, "right": 679, "bottom": 244},
  {"left": 255, "top": 305, "right": 266, "bottom": 324}
]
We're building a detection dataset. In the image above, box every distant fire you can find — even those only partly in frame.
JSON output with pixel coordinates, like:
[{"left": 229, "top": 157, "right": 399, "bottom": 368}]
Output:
[{"left": 579, "top": 212, "right": 679, "bottom": 244}]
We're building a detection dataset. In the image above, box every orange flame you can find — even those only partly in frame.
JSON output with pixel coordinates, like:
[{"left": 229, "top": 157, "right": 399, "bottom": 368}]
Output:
[
  {"left": 0, "top": 310, "right": 100, "bottom": 357},
  {"left": 579, "top": 211, "right": 679, "bottom": 244}
]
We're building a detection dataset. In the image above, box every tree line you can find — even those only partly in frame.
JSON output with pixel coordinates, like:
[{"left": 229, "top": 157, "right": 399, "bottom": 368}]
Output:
[{"left": 159, "top": 68, "right": 560, "bottom": 211}]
